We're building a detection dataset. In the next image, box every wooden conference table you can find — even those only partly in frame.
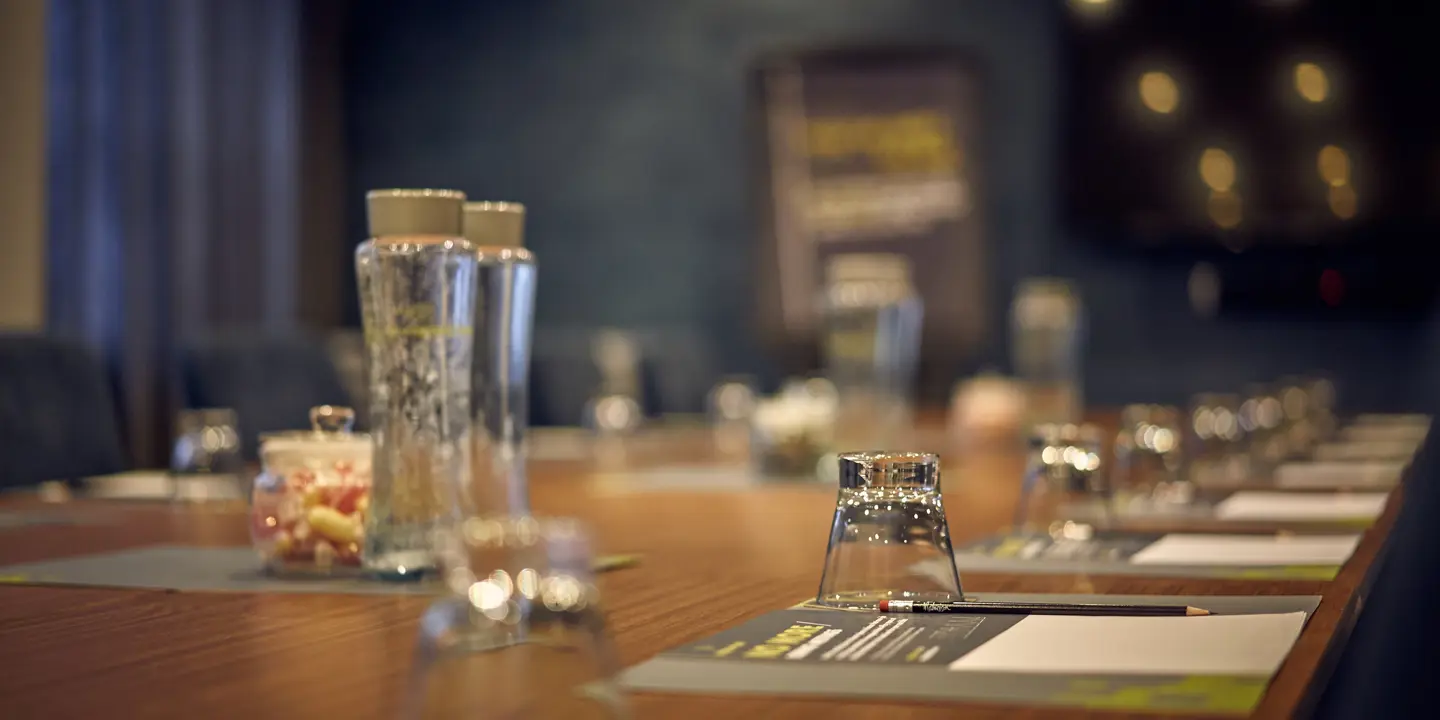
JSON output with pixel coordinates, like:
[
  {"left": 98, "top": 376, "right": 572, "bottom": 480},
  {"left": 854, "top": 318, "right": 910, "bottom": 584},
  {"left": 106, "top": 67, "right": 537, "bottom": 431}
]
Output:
[{"left": 0, "top": 422, "right": 1398, "bottom": 719}]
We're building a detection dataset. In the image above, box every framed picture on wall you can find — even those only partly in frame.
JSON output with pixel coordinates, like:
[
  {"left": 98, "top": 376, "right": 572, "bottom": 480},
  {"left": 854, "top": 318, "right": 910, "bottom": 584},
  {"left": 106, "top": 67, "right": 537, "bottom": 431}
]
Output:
[{"left": 749, "top": 45, "right": 989, "bottom": 390}]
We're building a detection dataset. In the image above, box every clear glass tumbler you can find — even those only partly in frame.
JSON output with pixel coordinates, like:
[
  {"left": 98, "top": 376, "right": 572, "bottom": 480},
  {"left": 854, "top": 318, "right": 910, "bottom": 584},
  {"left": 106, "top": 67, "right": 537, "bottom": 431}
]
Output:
[
  {"left": 1186, "top": 393, "right": 1249, "bottom": 488},
  {"left": 407, "top": 517, "right": 629, "bottom": 719},
  {"left": 816, "top": 451, "right": 962, "bottom": 609},
  {"left": 583, "top": 330, "right": 644, "bottom": 435},
  {"left": 1239, "top": 384, "right": 1288, "bottom": 475},
  {"left": 1014, "top": 423, "right": 1107, "bottom": 532},
  {"left": 170, "top": 407, "right": 244, "bottom": 502},
  {"left": 1010, "top": 278, "right": 1084, "bottom": 429},
  {"left": 1112, "top": 404, "right": 1192, "bottom": 511}
]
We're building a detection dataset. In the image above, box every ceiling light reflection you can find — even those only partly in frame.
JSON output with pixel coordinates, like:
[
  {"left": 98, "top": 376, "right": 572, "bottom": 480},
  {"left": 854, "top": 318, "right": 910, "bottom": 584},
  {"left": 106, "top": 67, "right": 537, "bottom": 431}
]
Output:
[
  {"left": 1294, "top": 62, "right": 1329, "bottom": 103},
  {"left": 1139, "top": 71, "right": 1179, "bottom": 114}
]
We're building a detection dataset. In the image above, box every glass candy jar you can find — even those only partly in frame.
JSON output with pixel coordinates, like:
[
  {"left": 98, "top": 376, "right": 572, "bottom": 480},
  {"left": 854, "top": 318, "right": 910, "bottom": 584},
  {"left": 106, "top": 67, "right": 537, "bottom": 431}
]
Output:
[{"left": 251, "top": 406, "right": 372, "bottom": 576}]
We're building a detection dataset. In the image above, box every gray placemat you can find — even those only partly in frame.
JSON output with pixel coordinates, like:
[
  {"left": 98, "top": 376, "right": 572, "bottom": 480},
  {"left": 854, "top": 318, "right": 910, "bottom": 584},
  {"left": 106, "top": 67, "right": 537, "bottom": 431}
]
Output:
[
  {"left": 936, "top": 533, "right": 1342, "bottom": 580},
  {"left": 0, "top": 546, "right": 437, "bottom": 595},
  {"left": 623, "top": 594, "right": 1321, "bottom": 715},
  {"left": 0, "top": 545, "right": 640, "bottom": 594},
  {"left": 0, "top": 510, "right": 99, "bottom": 530}
]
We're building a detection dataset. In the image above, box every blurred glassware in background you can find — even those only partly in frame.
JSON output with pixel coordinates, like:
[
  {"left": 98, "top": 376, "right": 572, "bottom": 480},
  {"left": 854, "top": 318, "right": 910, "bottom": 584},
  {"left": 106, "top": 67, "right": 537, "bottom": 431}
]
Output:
[
  {"left": 1186, "top": 393, "right": 1249, "bottom": 488},
  {"left": 1014, "top": 423, "right": 1107, "bottom": 532},
  {"left": 818, "top": 254, "right": 923, "bottom": 450},
  {"left": 816, "top": 452, "right": 962, "bottom": 609},
  {"left": 583, "top": 330, "right": 644, "bottom": 436},
  {"left": 1276, "top": 375, "right": 1320, "bottom": 460},
  {"left": 1112, "top": 405, "right": 1192, "bottom": 512},
  {"left": 706, "top": 375, "right": 758, "bottom": 460},
  {"left": 356, "top": 189, "right": 479, "bottom": 580},
  {"left": 170, "top": 407, "right": 244, "bottom": 502},
  {"left": 1010, "top": 278, "right": 1084, "bottom": 430},
  {"left": 250, "top": 406, "right": 371, "bottom": 576},
  {"left": 750, "top": 378, "right": 836, "bottom": 478},
  {"left": 1239, "top": 383, "right": 1288, "bottom": 475},
  {"left": 463, "top": 202, "right": 537, "bottom": 519},
  {"left": 326, "top": 330, "right": 369, "bottom": 416},
  {"left": 707, "top": 375, "right": 758, "bottom": 424},
  {"left": 1306, "top": 375, "right": 1338, "bottom": 441},
  {"left": 412, "top": 517, "right": 629, "bottom": 719},
  {"left": 948, "top": 372, "right": 1026, "bottom": 446}
]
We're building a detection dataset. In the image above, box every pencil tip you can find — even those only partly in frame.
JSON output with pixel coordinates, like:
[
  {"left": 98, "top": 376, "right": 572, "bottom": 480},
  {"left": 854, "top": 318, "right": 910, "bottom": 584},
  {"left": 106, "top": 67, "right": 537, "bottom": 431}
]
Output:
[{"left": 1187, "top": 607, "right": 1212, "bottom": 616}]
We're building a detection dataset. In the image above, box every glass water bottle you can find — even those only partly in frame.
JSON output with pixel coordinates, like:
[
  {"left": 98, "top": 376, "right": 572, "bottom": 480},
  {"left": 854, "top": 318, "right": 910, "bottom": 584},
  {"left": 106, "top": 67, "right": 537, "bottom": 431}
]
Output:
[
  {"left": 819, "top": 254, "right": 924, "bottom": 450},
  {"left": 356, "top": 189, "right": 478, "bottom": 580},
  {"left": 461, "top": 201, "right": 536, "bottom": 518}
]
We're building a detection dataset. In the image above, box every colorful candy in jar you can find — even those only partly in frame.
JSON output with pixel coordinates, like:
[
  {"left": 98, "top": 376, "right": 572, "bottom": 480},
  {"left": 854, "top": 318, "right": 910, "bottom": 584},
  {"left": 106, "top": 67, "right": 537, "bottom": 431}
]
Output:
[{"left": 251, "top": 406, "right": 372, "bottom": 574}]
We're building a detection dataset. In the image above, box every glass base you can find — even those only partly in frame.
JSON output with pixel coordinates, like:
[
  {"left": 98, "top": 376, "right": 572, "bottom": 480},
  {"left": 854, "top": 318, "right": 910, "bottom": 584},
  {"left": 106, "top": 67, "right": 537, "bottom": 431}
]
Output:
[
  {"left": 263, "top": 559, "right": 365, "bottom": 579},
  {"left": 364, "top": 550, "right": 436, "bottom": 582},
  {"left": 815, "top": 589, "right": 963, "bottom": 610}
]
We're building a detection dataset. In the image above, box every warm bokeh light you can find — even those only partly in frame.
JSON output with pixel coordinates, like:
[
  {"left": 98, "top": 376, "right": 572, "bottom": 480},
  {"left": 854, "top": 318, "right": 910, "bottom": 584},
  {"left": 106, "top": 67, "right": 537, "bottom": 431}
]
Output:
[
  {"left": 1139, "top": 71, "right": 1179, "bottom": 114},
  {"left": 1187, "top": 262, "right": 1221, "bottom": 316},
  {"left": 1069, "top": 0, "right": 1117, "bottom": 17},
  {"left": 1207, "top": 190, "right": 1243, "bottom": 229},
  {"left": 1316, "top": 145, "right": 1351, "bottom": 187},
  {"left": 1294, "top": 62, "right": 1329, "bottom": 103},
  {"left": 1199, "top": 148, "right": 1237, "bottom": 192},
  {"left": 1328, "top": 184, "right": 1358, "bottom": 220}
]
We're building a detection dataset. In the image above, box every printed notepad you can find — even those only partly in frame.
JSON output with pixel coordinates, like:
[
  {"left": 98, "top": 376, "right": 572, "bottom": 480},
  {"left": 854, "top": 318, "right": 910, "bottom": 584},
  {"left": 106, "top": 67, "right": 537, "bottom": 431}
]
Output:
[
  {"left": 948, "top": 612, "right": 1306, "bottom": 676},
  {"left": 1128, "top": 534, "right": 1361, "bottom": 567},
  {"left": 1213, "top": 491, "right": 1388, "bottom": 521}
]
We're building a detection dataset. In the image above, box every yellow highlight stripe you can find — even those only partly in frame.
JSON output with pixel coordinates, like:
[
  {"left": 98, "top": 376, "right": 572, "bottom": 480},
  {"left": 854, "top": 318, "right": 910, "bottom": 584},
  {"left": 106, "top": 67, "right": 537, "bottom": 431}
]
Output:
[{"left": 714, "top": 641, "right": 745, "bottom": 658}]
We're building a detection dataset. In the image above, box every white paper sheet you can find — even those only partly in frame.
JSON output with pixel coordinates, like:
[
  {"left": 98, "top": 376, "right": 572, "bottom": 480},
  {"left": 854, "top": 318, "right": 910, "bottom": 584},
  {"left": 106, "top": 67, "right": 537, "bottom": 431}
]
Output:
[
  {"left": 599, "top": 467, "right": 756, "bottom": 492},
  {"left": 1129, "top": 533, "right": 1361, "bottom": 566},
  {"left": 1313, "top": 440, "right": 1419, "bottom": 462},
  {"left": 1340, "top": 424, "right": 1430, "bottom": 443},
  {"left": 1274, "top": 461, "right": 1406, "bottom": 488},
  {"left": 948, "top": 612, "right": 1307, "bottom": 676},
  {"left": 1213, "top": 491, "right": 1388, "bottom": 521},
  {"left": 84, "top": 471, "right": 244, "bottom": 501},
  {"left": 84, "top": 471, "right": 172, "bottom": 500}
]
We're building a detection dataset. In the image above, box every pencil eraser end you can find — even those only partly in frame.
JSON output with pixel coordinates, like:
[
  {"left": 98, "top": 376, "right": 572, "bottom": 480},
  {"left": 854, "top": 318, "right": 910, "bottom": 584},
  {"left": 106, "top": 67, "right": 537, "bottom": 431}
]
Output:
[{"left": 877, "top": 600, "right": 889, "bottom": 611}]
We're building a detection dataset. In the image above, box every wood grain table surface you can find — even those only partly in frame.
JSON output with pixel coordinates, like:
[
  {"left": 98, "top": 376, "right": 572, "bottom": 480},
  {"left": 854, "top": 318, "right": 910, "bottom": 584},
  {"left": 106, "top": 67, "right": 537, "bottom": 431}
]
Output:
[{"left": 0, "top": 422, "right": 1399, "bottom": 719}]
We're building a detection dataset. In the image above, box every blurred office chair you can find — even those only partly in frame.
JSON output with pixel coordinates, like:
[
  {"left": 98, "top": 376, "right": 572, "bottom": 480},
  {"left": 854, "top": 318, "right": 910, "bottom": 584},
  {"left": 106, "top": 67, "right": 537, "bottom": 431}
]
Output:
[
  {"left": 529, "top": 327, "right": 718, "bottom": 426},
  {"left": 326, "top": 329, "right": 368, "bottom": 413},
  {"left": 1314, "top": 395, "right": 1440, "bottom": 716},
  {"left": 635, "top": 328, "right": 715, "bottom": 417},
  {"left": 0, "top": 334, "right": 127, "bottom": 489},
  {"left": 530, "top": 329, "right": 604, "bottom": 427},
  {"left": 181, "top": 332, "right": 353, "bottom": 460}
]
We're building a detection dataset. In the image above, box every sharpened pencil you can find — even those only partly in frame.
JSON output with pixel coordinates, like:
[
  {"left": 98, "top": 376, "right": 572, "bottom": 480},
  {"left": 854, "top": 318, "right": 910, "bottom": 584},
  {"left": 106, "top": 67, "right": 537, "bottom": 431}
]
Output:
[{"left": 877, "top": 600, "right": 1211, "bottom": 616}]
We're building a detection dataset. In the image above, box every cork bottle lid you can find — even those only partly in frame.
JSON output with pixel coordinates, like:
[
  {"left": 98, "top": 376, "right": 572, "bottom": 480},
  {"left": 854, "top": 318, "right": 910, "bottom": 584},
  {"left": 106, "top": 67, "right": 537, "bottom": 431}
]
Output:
[
  {"left": 463, "top": 201, "right": 526, "bottom": 247},
  {"left": 365, "top": 189, "right": 465, "bottom": 238}
]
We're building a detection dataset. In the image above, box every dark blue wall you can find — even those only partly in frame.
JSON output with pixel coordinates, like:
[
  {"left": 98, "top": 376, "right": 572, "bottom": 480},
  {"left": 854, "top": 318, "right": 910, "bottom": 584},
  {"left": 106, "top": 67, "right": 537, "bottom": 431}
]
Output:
[{"left": 344, "top": 0, "right": 1423, "bottom": 412}]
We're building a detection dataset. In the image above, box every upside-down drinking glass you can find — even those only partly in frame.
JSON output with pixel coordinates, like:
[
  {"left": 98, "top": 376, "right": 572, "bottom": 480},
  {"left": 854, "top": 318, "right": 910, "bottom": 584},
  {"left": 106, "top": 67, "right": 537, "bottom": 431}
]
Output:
[
  {"left": 816, "top": 451, "right": 962, "bottom": 609},
  {"left": 406, "top": 517, "right": 630, "bottom": 719},
  {"left": 1112, "top": 404, "right": 1193, "bottom": 511}
]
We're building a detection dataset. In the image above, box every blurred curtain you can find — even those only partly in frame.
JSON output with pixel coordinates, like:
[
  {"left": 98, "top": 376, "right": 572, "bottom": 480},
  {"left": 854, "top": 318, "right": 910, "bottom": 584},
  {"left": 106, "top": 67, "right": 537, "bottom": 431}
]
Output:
[{"left": 46, "top": 0, "right": 346, "bottom": 466}]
